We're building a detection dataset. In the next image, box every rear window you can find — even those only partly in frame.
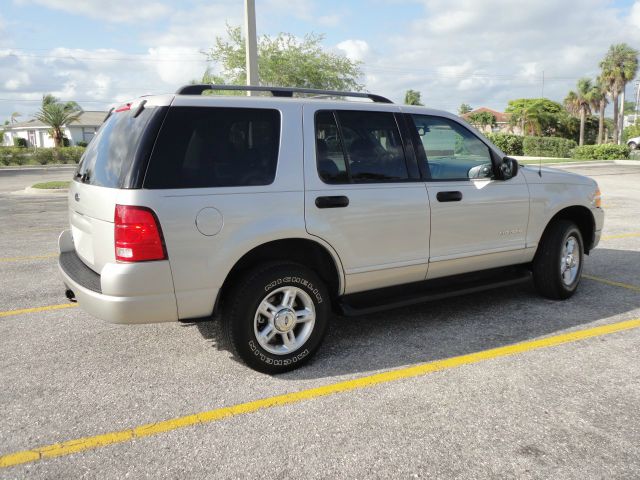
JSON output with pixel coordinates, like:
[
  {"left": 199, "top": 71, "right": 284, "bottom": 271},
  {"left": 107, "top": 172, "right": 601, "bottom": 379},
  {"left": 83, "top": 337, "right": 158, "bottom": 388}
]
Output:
[
  {"left": 143, "top": 107, "right": 281, "bottom": 189},
  {"left": 75, "top": 106, "right": 165, "bottom": 188}
]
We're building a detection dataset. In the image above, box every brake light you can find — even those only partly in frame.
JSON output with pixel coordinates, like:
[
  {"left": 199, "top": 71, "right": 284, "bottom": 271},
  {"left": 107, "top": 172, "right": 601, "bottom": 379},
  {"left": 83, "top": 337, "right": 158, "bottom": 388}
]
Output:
[
  {"left": 114, "top": 205, "right": 167, "bottom": 262},
  {"left": 115, "top": 103, "right": 131, "bottom": 112}
]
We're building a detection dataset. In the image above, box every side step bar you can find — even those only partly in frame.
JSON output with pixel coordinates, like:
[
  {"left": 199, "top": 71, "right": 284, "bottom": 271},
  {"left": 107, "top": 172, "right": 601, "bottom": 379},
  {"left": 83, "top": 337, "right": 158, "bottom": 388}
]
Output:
[{"left": 338, "top": 268, "right": 532, "bottom": 317}]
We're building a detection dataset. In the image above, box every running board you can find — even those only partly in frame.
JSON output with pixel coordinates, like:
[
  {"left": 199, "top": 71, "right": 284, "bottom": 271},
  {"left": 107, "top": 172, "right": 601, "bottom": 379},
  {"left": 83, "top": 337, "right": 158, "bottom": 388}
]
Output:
[{"left": 338, "top": 267, "right": 532, "bottom": 317}]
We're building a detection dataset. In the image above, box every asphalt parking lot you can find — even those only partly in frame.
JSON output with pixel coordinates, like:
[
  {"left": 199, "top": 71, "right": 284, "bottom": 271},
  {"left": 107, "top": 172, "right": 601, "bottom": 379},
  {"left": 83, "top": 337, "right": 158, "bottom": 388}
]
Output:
[{"left": 1, "top": 163, "right": 639, "bottom": 479}]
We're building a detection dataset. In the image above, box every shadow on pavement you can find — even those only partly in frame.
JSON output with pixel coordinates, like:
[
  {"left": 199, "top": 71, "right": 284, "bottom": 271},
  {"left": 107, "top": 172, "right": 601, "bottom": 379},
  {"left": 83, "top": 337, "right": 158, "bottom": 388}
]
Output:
[{"left": 187, "top": 247, "right": 640, "bottom": 379}]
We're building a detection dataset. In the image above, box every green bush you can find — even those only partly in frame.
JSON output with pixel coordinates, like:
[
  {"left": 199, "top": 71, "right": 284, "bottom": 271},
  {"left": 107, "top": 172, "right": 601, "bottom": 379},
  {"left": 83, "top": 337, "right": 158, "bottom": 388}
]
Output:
[
  {"left": 485, "top": 133, "right": 523, "bottom": 156},
  {"left": 13, "top": 137, "right": 27, "bottom": 148},
  {"left": 572, "top": 144, "right": 630, "bottom": 160},
  {"left": 33, "top": 149, "right": 55, "bottom": 165},
  {"left": 60, "top": 146, "right": 85, "bottom": 164},
  {"left": 0, "top": 146, "right": 85, "bottom": 166},
  {"left": 76, "top": 141, "right": 88, "bottom": 147},
  {"left": 522, "top": 136, "right": 577, "bottom": 158},
  {"left": 0, "top": 146, "right": 31, "bottom": 165}
]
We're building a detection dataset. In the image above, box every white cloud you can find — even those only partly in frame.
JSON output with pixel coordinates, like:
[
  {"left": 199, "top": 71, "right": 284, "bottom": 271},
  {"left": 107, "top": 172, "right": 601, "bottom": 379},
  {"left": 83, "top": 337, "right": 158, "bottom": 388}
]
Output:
[
  {"left": 361, "top": 0, "right": 640, "bottom": 112},
  {"left": 14, "top": 0, "right": 171, "bottom": 23},
  {"left": 336, "top": 40, "right": 370, "bottom": 62}
]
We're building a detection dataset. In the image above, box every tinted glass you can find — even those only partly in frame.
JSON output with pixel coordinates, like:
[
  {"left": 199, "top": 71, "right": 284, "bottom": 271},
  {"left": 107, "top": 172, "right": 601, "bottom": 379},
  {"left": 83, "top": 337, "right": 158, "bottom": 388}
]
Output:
[
  {"left": 75, "top": 107, "right": 162, "bottom": 188},
  {"left": 315, "top": 111, "right": 348, "bottom": 184},
  {"left": 412, "top": 115, "right": 493, "bottom": 180},
  {"left": 144, "top": 107, "right": 280, "bottom": 189},
  {"left": 336, "top": 110, "right": 408, "bottom": 182}
]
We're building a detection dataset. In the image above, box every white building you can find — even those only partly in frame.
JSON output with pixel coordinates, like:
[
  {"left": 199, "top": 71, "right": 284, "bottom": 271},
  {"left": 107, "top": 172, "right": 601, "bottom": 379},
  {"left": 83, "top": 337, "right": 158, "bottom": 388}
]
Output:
[{"left": 2, "top": 111, "right": 106, "bottom": 147}]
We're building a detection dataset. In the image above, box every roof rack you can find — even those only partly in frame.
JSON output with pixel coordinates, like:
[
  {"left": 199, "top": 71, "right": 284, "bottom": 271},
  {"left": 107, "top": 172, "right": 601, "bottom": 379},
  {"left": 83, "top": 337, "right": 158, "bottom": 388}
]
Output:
[{"left": 175, "top": 84, "right": 393, "bottom": 104}]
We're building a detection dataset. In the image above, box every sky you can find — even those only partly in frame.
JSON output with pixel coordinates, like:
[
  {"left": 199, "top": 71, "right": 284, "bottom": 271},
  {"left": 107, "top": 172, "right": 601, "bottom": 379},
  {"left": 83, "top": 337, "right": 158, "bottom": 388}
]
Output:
[{"left": 1, "top": 0, "right": 639, "bottom": 122}]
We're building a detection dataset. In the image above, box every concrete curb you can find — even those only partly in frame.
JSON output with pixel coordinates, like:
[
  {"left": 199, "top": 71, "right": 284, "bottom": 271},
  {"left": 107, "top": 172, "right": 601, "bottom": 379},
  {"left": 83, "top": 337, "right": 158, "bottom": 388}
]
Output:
[
  {"left": 0, "top": 164, "right": 77, "bottom": 172},
  {"left": 21, "top": 186, "right": 69, "bottom": 196},
  {"left": 614, "top": 160, "right": 640, "bottom": 165}
]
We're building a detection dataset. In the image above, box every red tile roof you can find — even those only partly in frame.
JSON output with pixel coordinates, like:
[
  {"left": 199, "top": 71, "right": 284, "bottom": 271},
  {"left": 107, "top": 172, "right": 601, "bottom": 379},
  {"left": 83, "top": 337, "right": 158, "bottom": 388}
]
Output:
[{"left": 462, "top": 107, "right": 511, "bottom": 124}]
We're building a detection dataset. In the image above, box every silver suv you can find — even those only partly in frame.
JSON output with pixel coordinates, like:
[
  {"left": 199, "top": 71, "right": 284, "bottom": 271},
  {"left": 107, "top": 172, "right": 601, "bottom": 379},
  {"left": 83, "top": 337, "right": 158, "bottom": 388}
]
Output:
[{"left": 59, "top": 85, "right": 604, "bottom": 373}]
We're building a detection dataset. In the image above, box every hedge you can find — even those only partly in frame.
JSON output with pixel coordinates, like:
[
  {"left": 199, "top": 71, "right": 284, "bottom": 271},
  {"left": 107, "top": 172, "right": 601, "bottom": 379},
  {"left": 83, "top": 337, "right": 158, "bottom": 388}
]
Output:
[
  {"left": 572, "top": 144, "right": 630, "bottom": 160},
  {"left": 485, "top": 133, "right": 523, "bottom": 156},
  {"left": 522, "top": 136, "right": 577, "bottom": 158},
  {"left": 0, "top": 146, "right": 85, "bottom": 166}
]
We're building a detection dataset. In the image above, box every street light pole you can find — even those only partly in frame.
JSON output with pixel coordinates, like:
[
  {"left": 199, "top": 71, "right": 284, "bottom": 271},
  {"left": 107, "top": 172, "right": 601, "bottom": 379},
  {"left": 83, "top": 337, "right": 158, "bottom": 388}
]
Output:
[{"left": 244, "top": 0, "right": 259, "bottom": 95}]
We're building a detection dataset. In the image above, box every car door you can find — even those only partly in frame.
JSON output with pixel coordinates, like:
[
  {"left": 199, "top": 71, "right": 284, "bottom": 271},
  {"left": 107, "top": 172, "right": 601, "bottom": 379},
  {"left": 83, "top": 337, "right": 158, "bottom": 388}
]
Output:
[
  {"left": 304, "top": 106, "right": 431, "bottom": 294},
  {"left": 407, "top": 113, "right": 531, "bottom": 279}
]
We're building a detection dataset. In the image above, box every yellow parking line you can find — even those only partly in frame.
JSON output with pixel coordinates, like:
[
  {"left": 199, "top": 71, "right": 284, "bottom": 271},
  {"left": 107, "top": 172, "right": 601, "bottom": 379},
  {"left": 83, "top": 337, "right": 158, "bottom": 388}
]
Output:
[
  {"left": 0, "top": 253, "right": 57, "bottom": 263},
  {"left": 1, "top": 317, "right": 639, "bottom": 469},
  {"left": 584, "top": 274, "right": 640, "bottom": 292},
  {"left": 0, "top": 303, "right": 77, "bottom": 318},
  {"left": 601, "top": 232, "right": 640, "bottom": 240}
]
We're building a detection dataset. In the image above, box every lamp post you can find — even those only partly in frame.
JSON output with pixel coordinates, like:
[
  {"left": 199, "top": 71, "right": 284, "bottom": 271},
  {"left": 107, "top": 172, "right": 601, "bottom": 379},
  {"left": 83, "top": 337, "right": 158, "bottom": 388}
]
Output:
[{"left": 244, "top": 0, "right": 259, "bottom": 95}]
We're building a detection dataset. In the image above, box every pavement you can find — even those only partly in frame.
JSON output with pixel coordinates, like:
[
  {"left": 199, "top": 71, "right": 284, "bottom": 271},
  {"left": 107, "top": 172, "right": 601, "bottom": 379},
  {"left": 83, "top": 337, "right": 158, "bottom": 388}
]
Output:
[{"left": 0, "top": 164, "right": 639, "bottom": 479}]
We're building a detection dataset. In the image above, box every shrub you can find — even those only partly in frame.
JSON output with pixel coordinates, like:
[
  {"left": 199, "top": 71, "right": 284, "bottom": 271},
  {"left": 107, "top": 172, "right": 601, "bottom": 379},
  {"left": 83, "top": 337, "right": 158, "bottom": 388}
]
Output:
[
  {"left": 522, "top": 136, "right": 577, "bottom": 158},
  {"left": 485, "top": 133, "right": 523, "bottom": 156},
  {"left": 13, "top": 137, "right": 27, "bottom": 148},
  {"left": 60, "top": 146, "right": 85, "bottom": 163},
  {"left": 76, "top": 141, "right": 88, "bottom": 147},
  {"left": 572, "top": 144, "right": 630, "bottom": 160},
  {"left": 0, "top": 146, "right": 31, "bottom": 165},
  {"left": 33, "top": 148, "right": 55, "bottom": 165}
]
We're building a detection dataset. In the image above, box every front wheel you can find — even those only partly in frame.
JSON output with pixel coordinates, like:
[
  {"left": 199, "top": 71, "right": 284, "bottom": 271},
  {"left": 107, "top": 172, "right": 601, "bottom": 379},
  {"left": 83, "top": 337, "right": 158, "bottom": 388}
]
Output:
[
  {"left": 223, "top": 263, "right": 330, "bottom": 374},
  {"left": 532, "top": 220, "right": 584, "bottom": 300},
  {"left": 629, "top": 142, "right": 637, "bottom": 150}
]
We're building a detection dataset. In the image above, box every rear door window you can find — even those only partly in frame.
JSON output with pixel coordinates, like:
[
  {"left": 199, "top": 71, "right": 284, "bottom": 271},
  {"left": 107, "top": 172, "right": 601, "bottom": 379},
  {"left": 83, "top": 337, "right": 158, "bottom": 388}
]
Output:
[
  {"left": 314, "top": 110, "right": 410, "bottom": 184},
  {"left": 143, "top": 107, "right": 281, "bottom": 189}
]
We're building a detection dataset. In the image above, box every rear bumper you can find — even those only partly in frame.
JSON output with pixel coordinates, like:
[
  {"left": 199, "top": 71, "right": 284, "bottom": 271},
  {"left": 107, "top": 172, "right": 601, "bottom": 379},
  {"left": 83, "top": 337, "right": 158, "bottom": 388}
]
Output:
[{"left": 58, "top": 230, "right": 178, "bottom": 324}]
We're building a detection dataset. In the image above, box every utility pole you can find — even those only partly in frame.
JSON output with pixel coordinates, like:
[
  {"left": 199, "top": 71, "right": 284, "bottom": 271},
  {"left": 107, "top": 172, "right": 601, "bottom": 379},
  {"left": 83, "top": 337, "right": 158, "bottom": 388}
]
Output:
[
  {"left": 244, "top": 0, "right": 259, "bottom": 95},
  {"left": 541, "top": 70, "right": 545, "bottom": 98}
]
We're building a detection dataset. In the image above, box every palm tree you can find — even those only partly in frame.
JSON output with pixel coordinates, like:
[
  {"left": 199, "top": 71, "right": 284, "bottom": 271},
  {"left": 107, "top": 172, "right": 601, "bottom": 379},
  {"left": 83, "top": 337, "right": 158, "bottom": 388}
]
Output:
[
  {"left": 600, "top": 43, "right": 639, "bottom": 144},
  {"left": 404, "top": 89, "right": 423, "bottom": 106},
  {"left": 10, "top": 112, "right": 21, "bottom": 124},
  {"left": 590, "top": 78, "right": 609, "bottom": 144},
  {"left": 34, "top": 94, "right": 82, "bottom": 148},
  {"left": 564, "top": 78, "right": 593, "bottom": 146}
]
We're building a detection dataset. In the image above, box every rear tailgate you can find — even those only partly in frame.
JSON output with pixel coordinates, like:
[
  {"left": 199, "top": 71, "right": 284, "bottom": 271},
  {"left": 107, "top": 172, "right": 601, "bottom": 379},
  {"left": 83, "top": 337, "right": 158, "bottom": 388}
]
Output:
[{"left": 69, "top": 96, "right": 171, "bottom": 273}]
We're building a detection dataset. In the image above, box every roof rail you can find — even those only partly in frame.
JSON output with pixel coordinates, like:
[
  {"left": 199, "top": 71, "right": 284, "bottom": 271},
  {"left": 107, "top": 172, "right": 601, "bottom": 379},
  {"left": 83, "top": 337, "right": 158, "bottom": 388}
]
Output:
[{"left": 175, "top": 84, "right": 393, "bottom": 104}]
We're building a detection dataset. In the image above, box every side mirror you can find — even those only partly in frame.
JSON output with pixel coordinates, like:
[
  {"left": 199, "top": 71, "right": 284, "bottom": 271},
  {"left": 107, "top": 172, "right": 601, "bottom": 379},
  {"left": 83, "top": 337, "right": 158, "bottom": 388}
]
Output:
[{"left": 499, "top": 156, "right": 518, "bottom": 180}]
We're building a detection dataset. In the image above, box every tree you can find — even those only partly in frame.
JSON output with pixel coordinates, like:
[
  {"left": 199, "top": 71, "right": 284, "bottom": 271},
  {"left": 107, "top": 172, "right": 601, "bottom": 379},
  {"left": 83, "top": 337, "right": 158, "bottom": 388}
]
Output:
[
  {"left": 506, "top": 98, "right": 561, "bottom": 136},
  {"left": 589, "top": 78, "right": 609, "bottom": 144},
  {"left": 10, "top": 112, "right": 21, "bottom": 124},
  {"left": 467, "top": 111, "right": 496, "bottom": 132},
  {"left": 564, "top": 78, "right": 593, "bottom": 146},
  {"left": 599, "top": 43, "right": 639, "bottom": 144},
  {"left": 203, "top": 25, "right": 363, "bottom": 92},
  {"left": 34, "top": 94, "right": 82, "bottom": 148},
  {"left": 624, "top": 100, "right": 637, "bottom": 114},
  {"left": 458, "top": 103, "right": 472, "bottom": 115},
  {"left": 404, "top": 89, "right": 423, "bottom": 106}
]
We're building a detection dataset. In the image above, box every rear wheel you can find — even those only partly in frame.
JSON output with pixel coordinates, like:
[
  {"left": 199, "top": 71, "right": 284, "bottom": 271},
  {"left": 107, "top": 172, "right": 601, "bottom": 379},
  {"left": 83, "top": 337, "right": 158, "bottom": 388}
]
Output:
[
  {"left": 629, "top": 142, "right": 637, "bottom": 150},
  {"left": 223, "top": 262, "right": 330, "bottom": 374},
  {"left": 532, "top": 220, "right": 584, "bottom": 300}
]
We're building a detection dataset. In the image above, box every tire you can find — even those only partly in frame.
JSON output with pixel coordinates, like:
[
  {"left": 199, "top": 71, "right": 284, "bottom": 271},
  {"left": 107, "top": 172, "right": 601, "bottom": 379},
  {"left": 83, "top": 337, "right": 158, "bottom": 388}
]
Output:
[
  {"left": 223, "top": 262, "right": 330, "bottom": 374},
  {"left": 532, "top": 220, "right": 584, "bottom": 300},
  {"left": 629, "top": 142, "right": 637, "bottom": 150}
]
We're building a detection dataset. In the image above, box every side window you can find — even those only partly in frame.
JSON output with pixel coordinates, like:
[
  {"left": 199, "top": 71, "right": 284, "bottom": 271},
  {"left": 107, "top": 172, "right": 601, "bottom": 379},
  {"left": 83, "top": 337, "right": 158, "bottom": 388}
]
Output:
[
  {"left": 412, "top": 115, "right": 494, "bottom": 180},
  {"left": 314, "top": 110, "right": 410, "bottom": 184},
  {"left": 337, "top": 111, "right": 408, "bottom": 182},
  {"left": 144, "top": 107, "right": 280, "bottom": 189},
  {"left": 315, "top": 111, "right": 348, "bottom": 184}
]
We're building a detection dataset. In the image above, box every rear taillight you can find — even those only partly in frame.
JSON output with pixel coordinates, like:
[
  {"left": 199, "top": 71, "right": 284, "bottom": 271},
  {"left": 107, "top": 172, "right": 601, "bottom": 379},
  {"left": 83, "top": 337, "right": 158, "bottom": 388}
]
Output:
[{"left": 114, "top": 205, "right": 167, "bottom": 262}]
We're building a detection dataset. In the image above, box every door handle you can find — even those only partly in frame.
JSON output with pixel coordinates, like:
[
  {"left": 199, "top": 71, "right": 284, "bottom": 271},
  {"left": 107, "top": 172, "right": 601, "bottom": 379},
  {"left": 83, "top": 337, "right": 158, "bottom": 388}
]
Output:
[
  {"left": 436, "top": 191, "right": 463, "bottom": 202},
  {"left": 315, "top": 196, "right": 350, "bottom": 209}
]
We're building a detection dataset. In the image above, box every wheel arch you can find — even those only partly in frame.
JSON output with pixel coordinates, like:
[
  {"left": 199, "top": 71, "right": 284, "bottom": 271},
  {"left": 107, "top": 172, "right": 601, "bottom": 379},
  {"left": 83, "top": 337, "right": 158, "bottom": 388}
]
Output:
[
  {"left": 539, "top": 205, "right": 596, "bottom": 255},
  {"left": 215, "top": 238, "right": 344, "bottom": 314}
]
